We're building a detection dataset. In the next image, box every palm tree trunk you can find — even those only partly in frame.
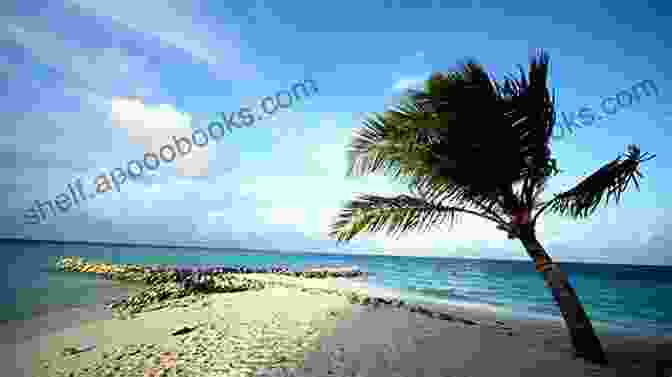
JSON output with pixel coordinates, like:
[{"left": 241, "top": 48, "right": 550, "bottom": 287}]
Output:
[{"left": 517, "top": 224, "right": 608, "bottom": 365}]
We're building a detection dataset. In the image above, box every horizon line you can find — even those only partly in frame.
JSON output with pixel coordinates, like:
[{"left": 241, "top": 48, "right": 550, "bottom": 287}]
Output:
[{"left": 1, "top": 236, "right": 668, "bottom": 267}]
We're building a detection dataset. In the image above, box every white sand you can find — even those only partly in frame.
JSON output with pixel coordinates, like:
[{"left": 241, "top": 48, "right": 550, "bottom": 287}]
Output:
[
  {"left": 3, "top": 274, "right": 671, "bottom": 377},
  {"left": 3, "top": 278, "right": 355, "bottom": 377}
]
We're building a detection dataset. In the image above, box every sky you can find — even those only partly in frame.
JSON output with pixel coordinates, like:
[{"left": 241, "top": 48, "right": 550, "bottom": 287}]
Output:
[{"left": 1, "top": 0, "right": 671, "bottom": 265}]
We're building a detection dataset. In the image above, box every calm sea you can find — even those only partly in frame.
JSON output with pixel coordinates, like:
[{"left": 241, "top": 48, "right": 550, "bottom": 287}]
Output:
[{"left": 1, "top": 239, "right": 670, "bottom": 338}]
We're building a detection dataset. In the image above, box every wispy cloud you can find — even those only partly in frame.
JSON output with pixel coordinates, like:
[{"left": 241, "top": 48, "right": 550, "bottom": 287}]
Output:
[
  {"left": 2, "top": 22, "right": 161, "bottom": 99},
  {"left": 64, "top": 0, "right": 256, "bottom": 80}
]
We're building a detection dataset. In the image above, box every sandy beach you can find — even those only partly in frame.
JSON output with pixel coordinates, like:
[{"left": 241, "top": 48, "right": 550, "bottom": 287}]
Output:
[
  {"left": 0, "top": 279, "right": 147, "bottom": 346},
  {"left": 2, "top": 273, "right": 671, "bottom": 377}
]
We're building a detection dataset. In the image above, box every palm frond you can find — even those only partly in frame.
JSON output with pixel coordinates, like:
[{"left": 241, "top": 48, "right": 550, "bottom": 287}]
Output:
[
  {"left": 407, "top": 174, "right": 511, "bottom": 220},
  {"left": 329, "top": 194, "right": 501, "bottom": 243},
  {"left": 347, "top": 99, "right": 437, "bottom": 179},
  {"left": 532, "top": 145, "right": 656, "bottom": 222}
]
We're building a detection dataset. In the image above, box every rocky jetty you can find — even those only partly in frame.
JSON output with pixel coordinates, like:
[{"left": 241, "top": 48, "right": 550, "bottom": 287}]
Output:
[{"left": 56, "top": 257, "right": 367, "bottom": 283}]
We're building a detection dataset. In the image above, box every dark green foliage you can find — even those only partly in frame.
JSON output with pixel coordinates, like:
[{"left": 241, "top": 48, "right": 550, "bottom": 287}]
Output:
[
  {"left": 536, "top": 145, "right": 655, "bottom": 221},
  {"left": 331, "top": 50, "right": 655, "bottom": 241}
]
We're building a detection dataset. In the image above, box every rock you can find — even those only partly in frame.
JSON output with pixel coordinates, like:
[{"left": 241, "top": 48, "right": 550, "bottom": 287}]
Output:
[
  {"left": 171, "top": 324, "right": 200, "bottom": 336},
  {"left": 61, "top": 344, "right": 96, "bottom": 356},
  {"left": 390, "top": 299, "right": 404, "bottom": 308},
  {"left": 378, "top": 297, "right": 392, "bottom": 305},
  {"left": 410, "top": 305, "right": 422, "bottom": 313},
  {"left": 61, "top": 347, "right": 80, "bottom": 356},
  {"left": 437, "top": 312, "right": 456, "bottom": 321}
]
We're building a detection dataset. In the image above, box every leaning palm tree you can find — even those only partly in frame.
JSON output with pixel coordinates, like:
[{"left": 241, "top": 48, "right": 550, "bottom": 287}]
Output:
[{"left": 329, "top": 50, "right": 655, "bottom": 365}]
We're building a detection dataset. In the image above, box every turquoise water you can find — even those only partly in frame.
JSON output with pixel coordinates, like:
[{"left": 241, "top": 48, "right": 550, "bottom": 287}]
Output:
[{"left": 1, "top": 239, "right": 670, "bottom": 337}]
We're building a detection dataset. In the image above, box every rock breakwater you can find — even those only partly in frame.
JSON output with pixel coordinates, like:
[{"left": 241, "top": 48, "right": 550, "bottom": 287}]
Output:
[{"left": 56, "top": 256, "right": 367, "bottom": 282}]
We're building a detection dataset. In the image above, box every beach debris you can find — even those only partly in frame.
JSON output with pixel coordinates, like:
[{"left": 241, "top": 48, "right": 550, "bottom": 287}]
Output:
[
  {"left": 159, "top": 351, "right": 178, "bottom": 368},
  {"left": 143, "top": 367, "right": 161, "bottom": 377},
  {"left": 171, "top": 325, "right": 199, "bottom": 336},
  {"left": 254, "top": 367, "right": 300, "bottom": 377},
  {"left": 390, "top": 298, "right": 404, "bottom": 308},
  {"left": 61, "top": 344, "right": 96, "bottom": 356},
  {"left": 436, "top": 312, "right": 456, "bottom": 321}
]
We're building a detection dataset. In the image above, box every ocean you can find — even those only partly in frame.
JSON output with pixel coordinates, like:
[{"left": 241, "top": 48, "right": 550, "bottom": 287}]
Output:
[{"left": 1, "top": 239, "right": 670, "bottom": 338}]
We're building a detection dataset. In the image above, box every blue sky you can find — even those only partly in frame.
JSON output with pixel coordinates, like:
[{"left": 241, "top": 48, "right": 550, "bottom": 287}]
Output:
[{"left": 1, "top": 0, "right": 671, "bottom": 265}]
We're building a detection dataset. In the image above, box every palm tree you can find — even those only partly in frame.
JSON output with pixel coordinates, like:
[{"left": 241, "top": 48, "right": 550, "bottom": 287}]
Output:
[{"left": 329, "top": 50, "right": 655, "bottom": 365}]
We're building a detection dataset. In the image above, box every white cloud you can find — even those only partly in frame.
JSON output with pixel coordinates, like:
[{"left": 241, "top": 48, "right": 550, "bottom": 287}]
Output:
[
  {"left": 367, "top": 215, "right": 498, "bottom": 250},
  {"left": 392, "top": 75, "right": 427, "bottom": 91},
  {"left": 109, "top": 97, "right": 209, "bottom": 177}
]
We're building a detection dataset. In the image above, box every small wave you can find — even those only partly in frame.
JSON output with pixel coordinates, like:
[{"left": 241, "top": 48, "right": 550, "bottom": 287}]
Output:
[
  {"left": 400, "top": 293, "right": 505, "bottom": 315},
  {"left": 407, "top": 286, "right": 480, "bottom": 302}
]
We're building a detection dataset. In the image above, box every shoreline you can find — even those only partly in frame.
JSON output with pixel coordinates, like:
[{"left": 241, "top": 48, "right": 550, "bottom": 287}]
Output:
[
  {"left": 4, "top": 270, "right": 671, "bottom": 376},
  {"left": 0, "top": 279, "right": 145, "bottom": 345}
]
